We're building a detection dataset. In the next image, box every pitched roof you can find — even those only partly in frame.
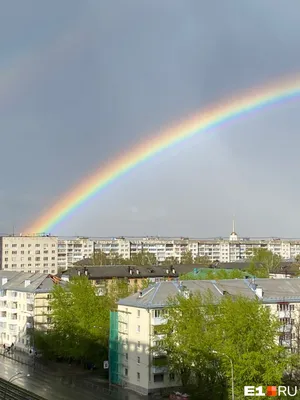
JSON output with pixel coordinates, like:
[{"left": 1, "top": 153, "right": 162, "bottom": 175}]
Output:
[
  {"left": 0, "top": 271, "right": 62, "bottom": 293},
  {"left": 118, "top": 278, "right": 300, "bottom": 308},
  {"left": 62, "top": 264, "right": 196, "bottom": 279}
]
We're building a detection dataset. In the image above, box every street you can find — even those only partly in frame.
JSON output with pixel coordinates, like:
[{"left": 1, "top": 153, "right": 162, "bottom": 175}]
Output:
[{"left": 0, "top": 355, "right": 146, "bottom": 400}]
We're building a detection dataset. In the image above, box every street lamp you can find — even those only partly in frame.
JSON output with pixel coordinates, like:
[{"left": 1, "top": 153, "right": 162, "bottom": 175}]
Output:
[
  {"left": 212, "top": 350, "right": 234, "bottom": 400},
  {"left": 4, "top": 372, "right": 30, "bottom": 399}
]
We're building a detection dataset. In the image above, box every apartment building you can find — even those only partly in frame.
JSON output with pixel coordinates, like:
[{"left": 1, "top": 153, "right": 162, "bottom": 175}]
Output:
[
  {"left": 0, "top": 235, "right": 58, "bottom": 274},
  {"left": 61, "top": 264, "right": 196, "bottom": 295},
  {"left": 57, "top": 237, "right": 94, "bottom": 270},
  {"left": 0, "top": 271, "right": 61, "bottom": 351},
  {"left": 55, "top": 231, "right": 300, "bottom": 268},
  {"left": 111, "top": 278, "right": 300, "bottom": 396}
]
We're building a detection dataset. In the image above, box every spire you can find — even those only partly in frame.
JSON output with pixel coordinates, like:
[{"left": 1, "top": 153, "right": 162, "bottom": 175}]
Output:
[{"left": 229, "top": 215, "right": 238, "bottom": 241}]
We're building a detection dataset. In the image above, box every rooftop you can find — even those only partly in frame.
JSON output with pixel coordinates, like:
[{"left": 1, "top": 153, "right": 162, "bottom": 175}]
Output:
[
  {"left": 0, "top": 271, "right": 62, "bottom": 293},
  {"left": 118, "top": 278, "right": 300, "bottom": 308}
]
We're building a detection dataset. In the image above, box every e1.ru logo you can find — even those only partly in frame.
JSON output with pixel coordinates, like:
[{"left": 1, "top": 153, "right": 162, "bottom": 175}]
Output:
[{"left": 244, "top": 386, "right": 298, "bottom": 397}]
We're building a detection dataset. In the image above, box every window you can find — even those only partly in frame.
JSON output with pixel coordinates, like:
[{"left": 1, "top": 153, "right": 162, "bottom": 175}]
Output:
[
  {"left": 154, "top": 374, "right": 164, "bottom": 382},
  {"left": 125, "top": 368, "right": 128, "bottom": 377},
  {"left": 154, "top": 310, "right": 161, "bottom": 318},
  {"left": 12, "top": 244, "right": 17, "bottom": 247},
  {"left": 35, "top": 244, "right": 40, "bottom": 247},
  {"left": 290, "top": 305, "right": 295, "bottom": 311},
  {"left": 125, "top": 353, "right": 128, "bottom": 360},
  {"left": 137, "top": 310, "right": 140, "bottom": 318},
  {"left": 21, "top": 244, "right": 24, "bottom": 248},
  {"left": 12, "top": 251, "right": 17, "bottom": 255},
  {"left": 137, "top": 372, "right": 140, "bottom": 381},
  {"left": 137, "top": 357, "right": 140, "bottom": 364},
  {"left": 137, "top": 341, "right": 140, "bottom": 348},
  {"left": 277, "top": 303, "right": 289, "bottom": 311},
  {"left": 137, "top": 325, "right": 140, "bottom": 333},
  {"left": 169, "top": 373, "right": 175, "bottom": 381}
]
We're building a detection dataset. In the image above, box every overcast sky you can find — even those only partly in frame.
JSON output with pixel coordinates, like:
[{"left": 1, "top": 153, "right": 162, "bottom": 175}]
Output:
[{"left": 1, "top": 0, "right": 300, "bottom": 238}]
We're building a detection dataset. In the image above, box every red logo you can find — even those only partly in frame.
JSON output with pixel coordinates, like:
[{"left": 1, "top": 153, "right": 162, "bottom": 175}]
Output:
[{"left": 266, "top": 386, "right": 277, "bottom": 396}]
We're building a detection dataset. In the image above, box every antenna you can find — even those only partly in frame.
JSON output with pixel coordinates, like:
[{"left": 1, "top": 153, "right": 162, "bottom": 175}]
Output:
[{"left": 232, "top": 215, "right": 236, "bottom": 234}]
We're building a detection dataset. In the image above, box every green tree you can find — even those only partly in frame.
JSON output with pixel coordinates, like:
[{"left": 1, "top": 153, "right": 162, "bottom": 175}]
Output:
[
  {"left": 161, "top": 256, "right": 179, "bottom": 265},
  {"left": 247, "top": 248, "right": 281, "bottom": 277},
  {"left": 129, "top": 251, "right": 157, "bottom": 266},
  {"left": 194, "top": 255, "right": 211, "bottom": 266},
  {"left": 92, "top": 250, "right": 109, "bottom": 265},
  {"left": 40, "top": 276, "right": 111, "bottom": 365},
  {"left": 181, "top": 250, "right": 194, "bottom": 264},
  {"left": 108, "top": 278, "right": 134, "bottom": 308},
  {"left": 158, "top": 291, "right": 289, "bottom": 399}
]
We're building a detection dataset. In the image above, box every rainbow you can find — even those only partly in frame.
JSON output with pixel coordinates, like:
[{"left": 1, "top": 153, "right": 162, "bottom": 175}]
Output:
[{"left": 25, "top": 76, "right": 300, "bottom": 234}]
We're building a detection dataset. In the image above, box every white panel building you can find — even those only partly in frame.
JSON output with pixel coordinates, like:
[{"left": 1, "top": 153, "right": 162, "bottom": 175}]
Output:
[
  {"left": 112, "top": 278, "right": 300, "bottom": 396},
  {"left": 0, "top": 235, "right": 58, "bottom": 274}
]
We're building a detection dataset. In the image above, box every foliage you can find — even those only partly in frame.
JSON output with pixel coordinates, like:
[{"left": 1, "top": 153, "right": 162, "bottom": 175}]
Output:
[
  {"left": 193, "top": 255, "right": 212, "bottom": 265},
  {"left": 180, "top": 269, "right": 246, "bottom": 281},
  {"left": 162, "top": 256, "right": 179, "bottom": 265},
  {"left": 129, "top": 251, "right": 157, "bottom": 266},
  {"left": 158, "top": 292, "right": 289, "bottom": 399},
  {"left": 247, "top": 248, "right": 281, "bottom": 277},
  {"left": 108, "top": 278, "right": 135, "bottom": 309},
  {"left": 34, "top": 276, "right": 111, "bottom": 366},
  {"left": 92, "top": 250, "right": 157, "bottom": 266},
  {"left": 181, "top": 251, "right": 194, "bottom": 265}
]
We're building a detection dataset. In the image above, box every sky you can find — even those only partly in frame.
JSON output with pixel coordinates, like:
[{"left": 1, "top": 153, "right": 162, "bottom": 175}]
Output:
[{"left": 1, "top": 0, "right": 300, "bottom": 239}]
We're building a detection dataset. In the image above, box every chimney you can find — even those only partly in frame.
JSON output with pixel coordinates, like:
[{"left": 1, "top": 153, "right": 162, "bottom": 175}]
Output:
[
  {"left": 1, "top": 278, "right": 7, "bottom": 285},
  {"left": 255, "top": 287, "right": 264, "bottom": 298},
  {"left": 138, "top": 291, "right": 143, "bottom": 298},
  {"left": 25, "top": 280, "right": 31, "bottom": 288},
  {"left": 77, "top": 270, "right": 81, "bottom": 276}
]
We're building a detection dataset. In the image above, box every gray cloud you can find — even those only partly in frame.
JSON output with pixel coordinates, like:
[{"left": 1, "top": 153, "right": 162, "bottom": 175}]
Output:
[{"left": 1, "top": 0, "right": 300, "bottom": 237}]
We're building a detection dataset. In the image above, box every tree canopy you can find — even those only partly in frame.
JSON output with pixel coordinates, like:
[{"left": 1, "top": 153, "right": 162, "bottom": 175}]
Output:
[
  {"left": 35, "top": 276, "right": 112, "bottom": 366},
  {"left": 247, "top": 248, "right": 281, "bottom": 277},
  {"left": 157, "top": 291, "right": 289, "bottom": 399}
]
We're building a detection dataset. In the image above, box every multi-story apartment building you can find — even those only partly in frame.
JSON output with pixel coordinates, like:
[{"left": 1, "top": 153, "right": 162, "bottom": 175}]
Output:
[
  {"left": 0, "top": 271, "right": 61, "bottom": 351},
  {"left": 0, "top": 235, "right": 58, "bottom": 274},
  {"left": 56, "top": 233, "right": 300, "bottom": 268},
  {"left": 111, "top": 278, "right": 300, "bottom": 396},
  {"left": 57, "top": 237, "right": 94, "bottom": 270}
]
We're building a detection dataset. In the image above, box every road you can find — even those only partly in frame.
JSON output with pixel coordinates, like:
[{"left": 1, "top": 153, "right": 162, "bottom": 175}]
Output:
[
  {"left": 0, "top": 356, "right": 112, "bottom": 400},
  {"left": 0, "top": 355, "right": 146, "bottom": 400}
]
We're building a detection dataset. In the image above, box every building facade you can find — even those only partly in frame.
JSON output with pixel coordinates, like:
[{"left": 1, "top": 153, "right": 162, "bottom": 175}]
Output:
[
  {"left": 111, "top": 278, "right": 300, "bottom": 396},
  {"left": 0, "top": 235, "right": 58, "bottom": 274},
  {"left": 55, "top": 233, "right": 300, "bottom": 268},
  {"left": 0, "top": 271, "right": 61, "bottom": 351}
]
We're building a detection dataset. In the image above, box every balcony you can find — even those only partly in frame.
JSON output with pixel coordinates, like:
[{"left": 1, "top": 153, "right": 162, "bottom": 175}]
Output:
[
  {"left": 279, "top": 325, "right": 292, "bottom": 333},
  {"left": 152, "top": 349, "right": 167, "bottom": 357},
  {"left": 151, "top": 366, "right": 168, "bottom": 374},
  {"left": 280, "top": 340, "right": 292, "bottom": 348},
  {"left": 152, "top": 317, "right": 167, "bottom": 326},
  {"left": 278, "top": 310, "right": 290, "bottom": 318}
]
